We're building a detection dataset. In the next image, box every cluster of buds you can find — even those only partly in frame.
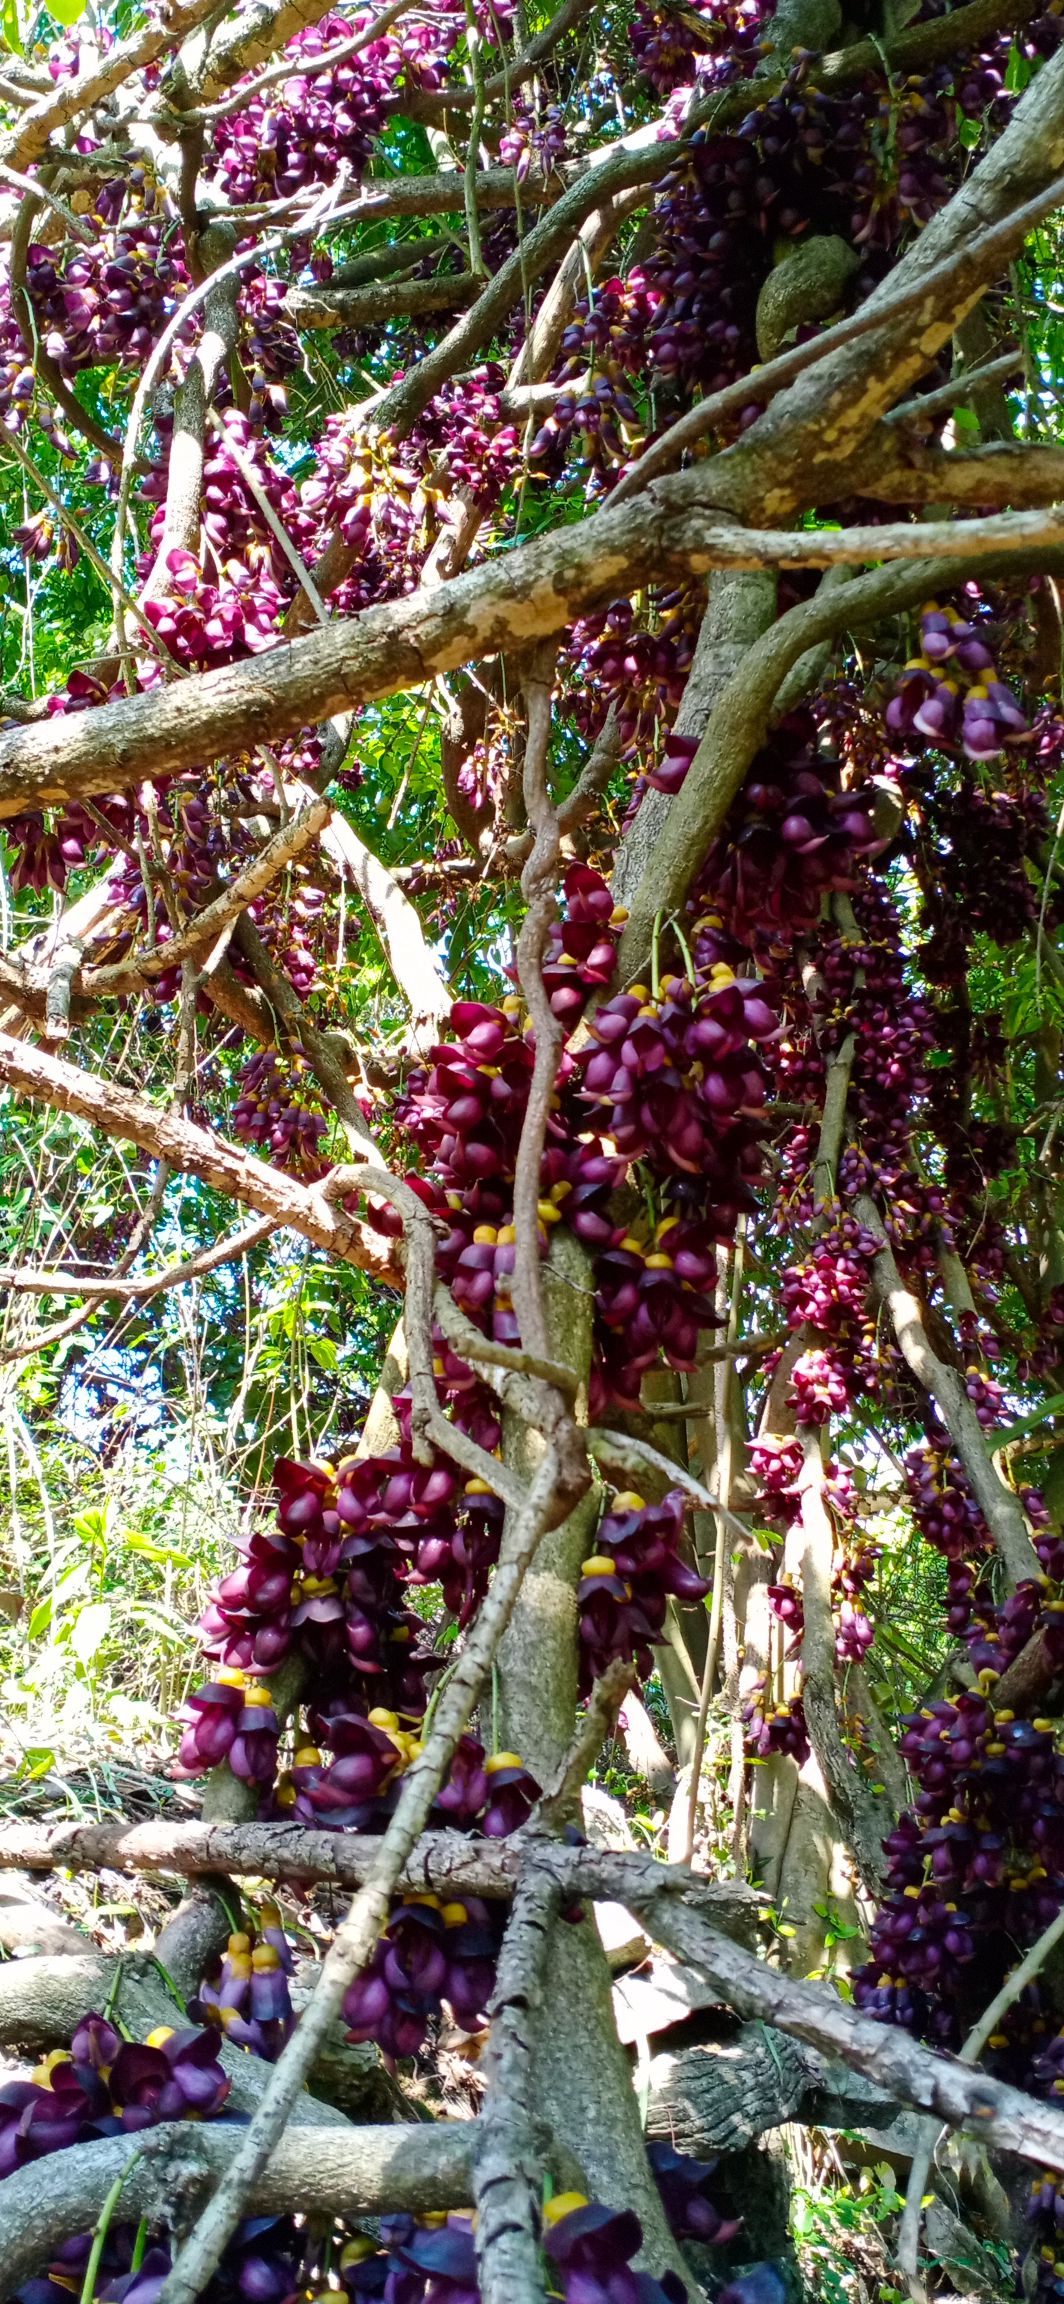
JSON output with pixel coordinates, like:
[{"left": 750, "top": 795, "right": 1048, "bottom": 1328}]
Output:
[
  {"left": 340, "top": 2196, "right": 691, "bottom": 2304},
  {"left": 742, "top": 1685, "right": 810, "bottom": 1764},
  {"left": 209, "top": 11, "right": 403, "bottom": 204},
  {"left": 409, "top": 366, "right": 521, "bottom": 505},
  {"left": 577, "top": 1490, "right": 709, "bottom": 1690},
  {"left": 193, "top": 1907, "right": 295, "bottom": 2061},
  {"left": 541, "top": 865, "right": 625, "bottom": 1023},
  {"left": 140, "top": 548, "right": 285, "bottom": 669},
  {"left": 857, "top": 1678, "right": 1064, "bottom": 2047},
  {"left": 580, "top": 967, "right": 776, "bottom": 1162},
  {"left": 396, "top": 999, "right": 536, "bottom": 1189},
  {"left": 630, "top": 0, "right": 764, "bottom": 94},
  {"left": 0, "top": 2015, "right": 229, "bottom": 2177},
  {"left": 564, "top": 594, "right": 698, "bottom": 757},
  {"left": 24, "top": 208, "right": 188, "bottom": 379},
  {"left": 232, "top": 1046, "right": 330, "bottom": 1175},
  {"left": 497, "top": 95, "right": 568, "bottom": 178},
  {"left": 886, "top": 601, "right": 1029, "bottom": 762},
  {"left": 342, "top": 1893, "right": 503, "bottom": 2058},
  {"left": 694, "top": 713, "right": 890, "bottom": 948}
]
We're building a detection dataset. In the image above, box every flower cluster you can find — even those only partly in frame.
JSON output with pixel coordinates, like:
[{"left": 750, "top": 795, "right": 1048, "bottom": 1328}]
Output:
[
  {"left": 886, "top": 601, "right": 1030, "bottom": 762},
  {"left": 193, "top": 1907, "right": 295, "bottom": 2062},
  {"left": 577, "top": 1490, "right": 709, "bottom": 1691},
  {"left": 0, "top": 2015, "right": 229, "bottom": 2176}
]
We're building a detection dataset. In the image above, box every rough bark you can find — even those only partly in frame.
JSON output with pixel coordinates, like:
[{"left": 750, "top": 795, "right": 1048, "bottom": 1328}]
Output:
[
  {"left": 0, "top": 2123, "right": 474, "bottom": 2304},
  {"left": 496, "top": 1232, "right": 688, "bottom": 2286}
]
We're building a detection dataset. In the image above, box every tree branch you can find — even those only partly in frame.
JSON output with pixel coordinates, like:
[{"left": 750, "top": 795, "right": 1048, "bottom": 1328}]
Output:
[
  {"left": 0, "top": 2122, "right": 474, "bottom": 2304},
  {"left": 0, "top": 1031, "right": 401, "bottom": 1286},
  {"left": 853, "top": 1195, "right": 1039, "bottom": 1587}
]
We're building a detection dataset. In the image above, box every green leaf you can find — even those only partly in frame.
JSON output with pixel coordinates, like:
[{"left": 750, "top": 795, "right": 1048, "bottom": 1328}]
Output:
[
  {"left": 123, "top": 1530, "right": 193, "bottom": 1568},
  {"left": 0, "top": 0, "right": 22, "bottom": 53},
  {"left": 20, "top": 1747, "right": 56, "bottom": 1781},
  {"left": 992, "top": 1391, "right": 1064, "bottom": 1447},
  {"left": 47, "top": 0, "right": 91, "bottom": 25}
]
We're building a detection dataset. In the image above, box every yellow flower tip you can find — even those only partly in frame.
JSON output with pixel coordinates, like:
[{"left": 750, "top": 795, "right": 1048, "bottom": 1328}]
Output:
[
  {"left": 243, "top": 1685, "right": 275, "bottom": 1709},
  {"left": 581, "top": 1554, "right": 618, "bottom": 1578},
  {"left": 252, "top": 1945, "right": 281, "bottom": 1971},
  {"left": 610, "top": 905, "right": 629, "bottom": 925},
  {"left": 275, "top": 1782, "right": 297, "bottom": 1809},
  {"left": 709, "top": 963, "right": 736, "bottom": 988},
  {"left": 618, "top": 1236, "right": 645, "bottom": 1257},
  {"left": 367, "top": 1707, "right": 400, "bottom": 1731},
  {"left": 610, "top": 1491, "right": 645, "bottom": 1513},
  {"left": 294, "top": 1746, "right": 323, "bottom": 1768},
  {"left": 31, "top": 2049, "right": 71, "bottom": 2087},
  {"left": 227, "top": 1932, "right": 253, "bottom": 1956},
  {"left": 627, "top": 983, "right": 649, "bottom": 1001},
  {"left": 145, "top": 2026, "right": 175, "bottom": 2049},
  {"left": 484, "top": 1751, "right": 524, "bottom": 1773},
  {"left": 340, "top": 2241, "right": 377, "bottom": 2269},
  {"left": 645, "top": 1252, "right": 674, "bottom": 1270},
  {"left": 472, "top": 1224, "right": 499, "bottom": 1246},
  {"left": 501, "top": 994, "right": 523, "bottom": 1015},
  {"left": 464, "top": 1477, "right": 493, "bottom": 1497},
  {"left": 440, "top": 1902, "right": 469, "bottom": 1927},
  {"left": 543, "top": 2193, "right": 589, "bottom": 2228},
  {"left": 260, "top": 1901, "right": 281, "bottom": 1927},
  {"left": 538, "top": 1201, "right": 563, "bottom": 1225},
  {"left": 216, "top": 1666, "right": 246, "bottom": 1688}
]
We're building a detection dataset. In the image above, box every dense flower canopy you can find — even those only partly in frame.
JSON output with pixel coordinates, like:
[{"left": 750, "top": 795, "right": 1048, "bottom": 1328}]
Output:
[{"left": 9, "top": 0, "right": 1064, "bottom": 2300}]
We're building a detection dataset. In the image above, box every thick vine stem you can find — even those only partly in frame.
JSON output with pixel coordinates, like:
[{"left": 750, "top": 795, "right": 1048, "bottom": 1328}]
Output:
[
  {"left": 473, "top": 1866, "right": 561, "bottom": 2304},
  {"left": 512, "top": 648, "right": 565, "bottom": 1377},
  {"left": 614, "top": 1882, "right": 1064, "bottom": 2176},
  {"left": 612, "top": 541, "right": 1064, "bottom": 993},
  {"left": 495, "top": 1234, "right": 687, "bottom": 2285},
  {"left": 853, "top": 1195, "right": 1039, "bottom": 1586},
  {"left": 155, "top": 1451, "right": 564, "bottom": 2304},
  {"left": 9, "top": 506, "right": 1064, "bottom": 830},
  {"left": 797, "top": 1428, "right": 891, "bottom": 1893},
  {"left": 0, "top": 1818, "right": 762, "bottom": 1933}
]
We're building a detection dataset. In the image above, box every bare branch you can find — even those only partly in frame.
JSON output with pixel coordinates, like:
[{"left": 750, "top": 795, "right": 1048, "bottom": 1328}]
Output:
[
  {"left": 0, "top": 1211, "right": 279, "bottom": 1305},
  {"left": 474, "top": 1867, "right": 560, "bottom": 2304},
  {"left": 0, "top": 1031, "right": 402, "bottom": 1287},
  {"left": 853, "top": 1195, "right": 1039, "bottom": 1587}
]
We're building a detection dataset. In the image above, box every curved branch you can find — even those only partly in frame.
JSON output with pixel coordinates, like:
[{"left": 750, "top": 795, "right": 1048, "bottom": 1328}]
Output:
[
  {"left": 0, "top": 1031, "right": 402, "bottom": 1287},
  {"left": 853, "top": 1195, "right": 1039, "bottom": 1588}
]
